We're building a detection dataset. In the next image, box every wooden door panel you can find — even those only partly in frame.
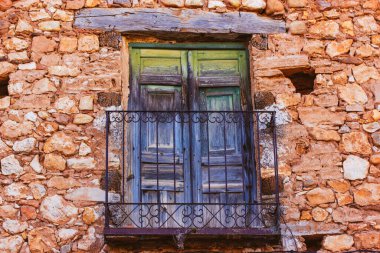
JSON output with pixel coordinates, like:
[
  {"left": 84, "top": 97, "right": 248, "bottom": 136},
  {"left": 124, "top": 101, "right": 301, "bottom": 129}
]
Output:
[{"left": 190, "top": 50, "right": 251, "bottom": 230}]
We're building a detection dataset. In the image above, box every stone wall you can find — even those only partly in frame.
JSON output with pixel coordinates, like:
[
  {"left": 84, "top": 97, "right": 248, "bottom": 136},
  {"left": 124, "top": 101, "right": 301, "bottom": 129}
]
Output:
[{"left": 0, "top": 0, "right": 380, "bottom": 252}]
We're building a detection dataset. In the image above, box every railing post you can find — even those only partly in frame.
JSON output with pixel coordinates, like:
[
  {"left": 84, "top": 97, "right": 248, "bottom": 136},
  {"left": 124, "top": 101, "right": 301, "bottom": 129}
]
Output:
[
  {"left": 271, "top": 111, "right": 280, "bottom": 228},
  {"left": 105, "top": 111, "right": 110, "bottom": 229}
]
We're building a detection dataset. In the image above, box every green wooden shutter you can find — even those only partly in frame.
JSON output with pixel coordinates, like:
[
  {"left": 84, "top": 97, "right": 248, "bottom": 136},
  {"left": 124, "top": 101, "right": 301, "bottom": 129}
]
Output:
[{"left": 128, "top": 46, "right": 254, "bottom": 228}]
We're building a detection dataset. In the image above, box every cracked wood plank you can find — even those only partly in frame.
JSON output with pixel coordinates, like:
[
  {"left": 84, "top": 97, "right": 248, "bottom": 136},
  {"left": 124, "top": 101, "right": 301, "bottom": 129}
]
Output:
[{"left": 74, "top": 8, "right": 285, "bottom": 34}]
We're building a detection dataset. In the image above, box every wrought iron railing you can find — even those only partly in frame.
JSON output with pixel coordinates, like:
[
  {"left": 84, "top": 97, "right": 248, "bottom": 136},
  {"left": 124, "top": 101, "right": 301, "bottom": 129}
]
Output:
[{"left": 104, "top": 111, "right": 280, "bottom": 236}]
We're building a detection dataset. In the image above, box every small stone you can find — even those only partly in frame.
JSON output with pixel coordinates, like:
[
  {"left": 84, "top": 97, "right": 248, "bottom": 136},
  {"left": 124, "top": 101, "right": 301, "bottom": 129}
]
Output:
[
  {"left": 336, "top": 192, "right": 353, "bottom": 206},
  {"left": 83, "top": 207, "right": 97, "bottom": 224},
  {"left": 73, "top": 114, "right": 93, "bottom": 124},
  {"left": 309, "top": 21, "right": 339, "bottom": 38},
  {"left": 208, "top": 0, "right": 225, "bottom": 8},
  {"left": 0, "top": 235, "right": 23, "bottom": 253},
  {"left": 311, "top": 207, "right": 328, "bottom": 222},
  {"left": 224, "top": 0, "right": 240, "bottom": 7},
  {"left": 1, "top": 155, "right": 23, "bottom": 176},
  {"left": 44, "top": 153, "right": 66, "bottom": 171},
  {"left": 65, "top": 187, "right": 120, "bottom": 202},
  {"left": 24, "top": 112, "right": 37, "bottom": 122},
  {"left": 298, "top": 106, "right": 346, "bottom": 127},
  {"left": 341, "top": 132, "right": 372, "bottom": 155},
  {"left": 314, "top": 94, "right": 338, "bottom": 107},
  {"left": 77, "top": 226, "right": 98, "bottom": 251},
  {"left": 0, "top": 138, "right": 10, "bottom": 155},
  {"left": 66, "top": 0, "right": 85, "bottom": 8},
  {"left": 78, "top": 35, "right": 99, "bottom": 52},
  {"left": 30, "top": 155, "right": 43, "bottom": 173},
  {"left": 13, "top": 137, "right": 36, "bottom": 153},
  {"left": 372, "top": 35, "right": 380, "bottom": 46},
  {"left": 341, "top": 20, "right": 355, "bottom": 36},
  {"left": 343, "top": 155, "right": 369, "bottom": 180},
  {"left": 241, "top": 0, "right": 266, "bottom": 11},
  {"left": 161, "top": 0, "right": 184, "bottom": 7},
  {"left": 362, "top": 0, "right": 379, "bottom": 10},
  {"left": 4, "top": 183, "right": 29, "bottom": 201},
  {"left": 8, "top": 51, "right": 29, "bottom": 63},
  {"left": 303, "top": 40, "right": 324, "bottom": 55},
  {"left": 356, "top": 44, "right": 373, "bottom": 58},
  {"left": 79, "top": 142, "right": 91, "bottom": 156},
  {"left": 323, "top": 234, "right": 354, "bottom": 251},
  {"left": 346, "top": 104, "right": 364, "bottom": 112},
  {"left": 306, "top": 187, "right": 335, "bottom": 206},
  {"left": 265, "top": 0, "right": 285, "bottom": 15},
  {"left": 30, "top": 183, "right": 46, "bottom": 200},
  {"left": 0, "top": 62, "right": 16, "bottom": 80},
  {"left": 372, "top": 110, "right": 380, "bottom": 121},
  {"left": 38, "top": 121, "right": 59, "bottom": 135},
  {"left": 15, "top": 19, "right": 33, "bottom": 33},
  {"left": 185, "top": 0, "right": 204, "bottom": 6},
  {"left": 363, "top": 122, "right": 380, "bottom": 133},
  {"left": 372, "top": 132, "right": 380, "bottom": 146},
  {"left": 32, "top": 78, "right": 57, "bottom": 94},
  {"left": 40, "top": 53, "right": 61, "bottom": 67},
  {"left": 40, "top": 195, "right": 78, "bottom": 225},
  {"left": 38, "top": 21, "right": 60, "bottom": 31},
  {"left": 288, "top": 21, "right": 307, "bottom": 35},
  {"left": 0, "top": 97, "right": 10, "bottom": 110},
  {"left": 21, "top": 206, "right": 37, "bottom": 220},
  {"left": 0, "top": 205, "right": 18, "bottom": 219},
  {"left": 18, "top": 62, "right": 36, "bottom": 70},
  {"left": 339, "top": 125, "right": 350, "bottom": 134},
  {"left": 276, "top": 93, "right": 302, "bottom": 107},
  {"left": 47, "top": 176, "right": 80, "bottom": 190},
  {"left": 2, "top": 219, "right": 28, "bottom": 234},
  {"left": 53, "top": 9, "right": 73, "bottom": 21},
  {"left": 44, "top": 132, "right": 77, "bottom": 155},
  {"left": 354, "top": 232, "right": 380, "bottom": 249},
  {"left": 332, "top": 206, "right": 363, "bottom": 223},
  {"left": 370, "top": 154, "right": 380, "bottom": 165},
  {"left": 67, "top": 157, "right": 96, "bottom": 170},
  {"left": 44, "top": 0, "right": 63, "bottom": 7},
  {"left": 29, "top": 9, "right": 51, "bottom": 21},
  {"left": 61, "top": 244, "right": 72, "bottom": 253},
  {"left": 353, "top": 183, "right": 380, "bottom": 206},
  {"left": 300, "top": 210, "right": 312, "bottom": 220},
  {"left": 28, "top": 227, "right": 58, "bottom": 253},
  {"left": 59, "top": 37, "right": 77, "bottom": 53},
  {"left": 326, "top": 39, "right": 353, "bottom": 58},
  {"left": 355, "top": 15, "right": 379, "bottom": 34},
  {"left": 338, "top": 83, "right": 368, "bottom": 105},
  {"left": 3, "top": 38, "right": 29, "bottom": 51},
  {"left": 79, "top": 96, "right": 94, "bottom": 110},
  {"left": 48, "top": 66, "right": 80, "bottom": 77},
  {"left": 352, "top": 64, "right": 380, "bottom": 84},
  {"left": 308, "top": 127, "right": 340, "bottom": 141},
  {"left": 54, "top": 96, "right": 78, "bottom": 113},
  {"left": 0, "top": 0, "right": 12, "bottom": 11},
  {"left": 327, "top": 180, "right": 350, "bottom": 193},
  {"left": 58, "top": 228, "right": 78, "bottom": 241},
  {"left": 85, "top": 0, "right": 100, "bottom": 6},
  {"left": 287, "top": 0, "right": 307, "bottom": 7},
  {"left": 31, "top": 36, "right": 57, "bottom": 53}
]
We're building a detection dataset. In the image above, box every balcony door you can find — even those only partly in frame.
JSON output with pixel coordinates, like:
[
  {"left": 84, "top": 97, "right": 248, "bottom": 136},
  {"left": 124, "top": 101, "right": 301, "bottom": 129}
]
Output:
[{"left": 128, "top": 45, "right": 255, "bottom": 228}]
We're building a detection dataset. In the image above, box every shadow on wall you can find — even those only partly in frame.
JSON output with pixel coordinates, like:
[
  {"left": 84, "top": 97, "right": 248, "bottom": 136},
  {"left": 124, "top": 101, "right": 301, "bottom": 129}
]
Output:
[
  {"left": 0, "top": 77, "right": 9, "bottom": 98},
  {"left": 281, "top": 69, "right": 316, "bottom": 95}
]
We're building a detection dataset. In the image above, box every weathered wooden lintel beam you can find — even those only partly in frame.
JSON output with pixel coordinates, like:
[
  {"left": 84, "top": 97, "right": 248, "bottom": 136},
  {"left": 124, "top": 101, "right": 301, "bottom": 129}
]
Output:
[{"left": 74, "top": 8, "right": 286, "bottom": 35}]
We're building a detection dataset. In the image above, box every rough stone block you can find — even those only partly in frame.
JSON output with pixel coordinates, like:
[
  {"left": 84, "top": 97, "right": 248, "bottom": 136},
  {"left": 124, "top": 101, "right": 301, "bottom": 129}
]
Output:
[{"left": 97, "top": 92, "right": 121, "bottom": 107}]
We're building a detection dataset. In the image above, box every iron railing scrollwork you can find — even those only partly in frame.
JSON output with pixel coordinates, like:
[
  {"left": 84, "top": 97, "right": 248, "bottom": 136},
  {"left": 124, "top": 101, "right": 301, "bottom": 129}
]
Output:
[{"left": 104, "top": 111, "right": 280, "bottom": 236}]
